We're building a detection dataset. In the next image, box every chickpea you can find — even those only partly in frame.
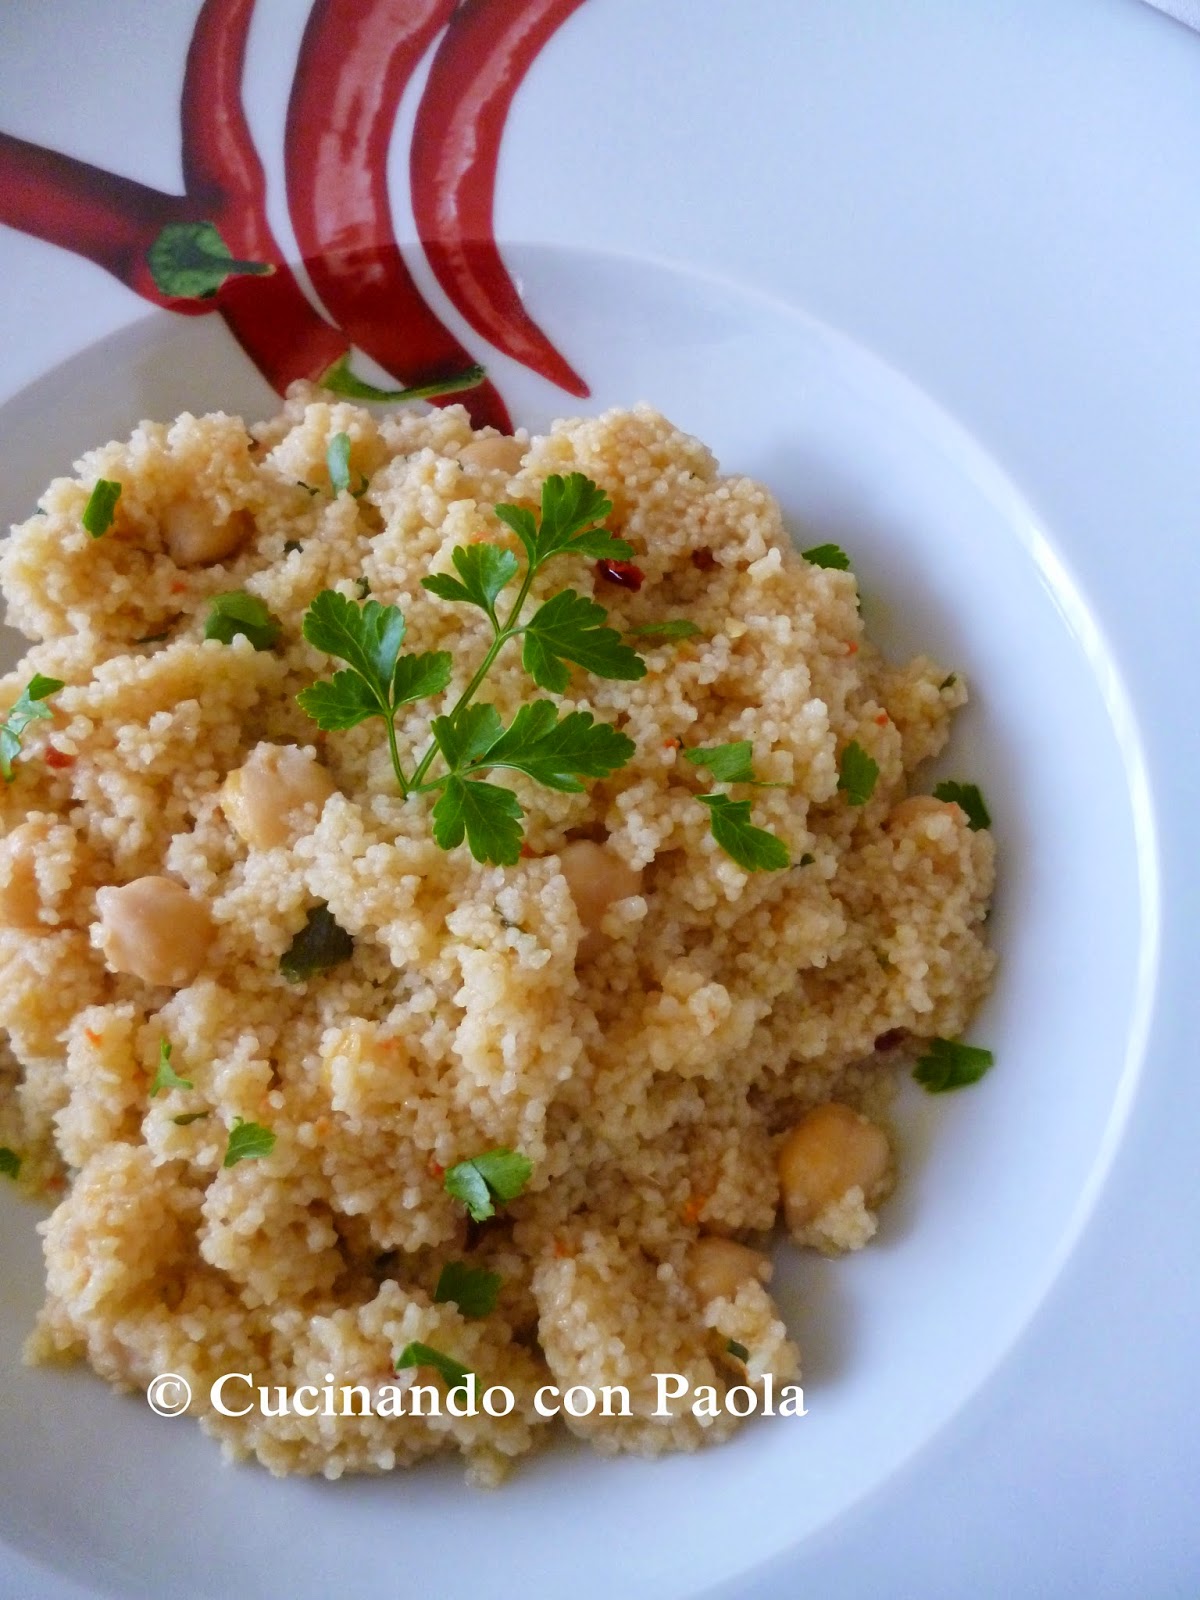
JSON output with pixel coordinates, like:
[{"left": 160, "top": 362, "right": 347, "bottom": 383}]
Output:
[
  {"left": 95, "top": 876, "right": 215, "bottom": 988},
  {"left": 458, "top": 435, "right": 526, "bottom": 475},
  {"left": 220, "top": 743, "right": 336, "bottom": 850},
  {"left": 686, "top": 1236, "right": 770, "bottom": 1305},
  {"left": 0, "top": 823, "right": 44, "bottom": 930},
  {"left": 777, "top": 1103, "right": 890, "bottom": 1234},
  {"left": 557, "top": 840, "right": 642, "bottom": 961},
  {"left": 162, "top": 499, "right": 252, "bottom": 567}
]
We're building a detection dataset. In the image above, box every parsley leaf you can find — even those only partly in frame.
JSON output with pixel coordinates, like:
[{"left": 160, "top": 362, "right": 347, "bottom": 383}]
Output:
[
  {"left": 0, "top": 1147, "right": 20, "bottom": 1179},
  {"left": 395, "top": 1341, "right": 473, "bottom": 1397},
  {"left": 279, "top": 904, "right": 354, "bottom": 982},
  {"left": 444, "top": 1148, "right": 533, "bottom": 1222},
  {"left": 421, "top": 544, "right": 520, "bottom": 620},
  {"left": 726, "top": 1339, "right": 749, "bottom": 1362},
  {"left": 82, "top": 479, "right": 121, "bottom": 538},
  {"left": 147, "top": 221, "right": 273, "bottom": 299},
  {"left": 625, "top": 619, "right": 702, "bottom": 642},
  {"left": 432, "top": 776, "right": 524, "bottom": 866},
  {"left": 838, "top": 741, "right": 879, "bottom": 806},
  {"left": 434, "top": 1261, "right": 502, "bottom": 1318},
  {"left": 801, "top": 542, "right": 851, "bottom": 571},
  {"left": 522, "top": 589, "right": 647, "bottom": 693},
  {"left": 150, "top": 1038, "right": 193, "bottom": 1097},
  {"left": 223, "top": 1117, "right": 276, "bottom": 1167},
  {"left": 320, "top": 353, "right": 487, "bottom": 404},
  {"left": 913, "top": 1037, "right": 995, "bottom": 1093},
  {"left": 495, "top": 473, "right": 632, "bottom": 565},
  {"left": 1, "top": 675, "right": 64, "bottom": 782},
  {"left": 683, "top": 740, "right": 757, "bottom": 784},
  {"left": 303, "top": 589, "right": 404, "bottom": 690},
  {"left": 171, "top": 1111, "right": 208, "bottom": 1127},
  {"left": 696, "top": 794, "right": 790, "bottom": 872},
  {"left": 932, "top": 780, "right": 991, "bottom": 831},
  {"left": 480, "top": 702, "right": 635, "bottom": 793},
  {"left": 204, "top": 591, "right": 281, "bottom": 651}
]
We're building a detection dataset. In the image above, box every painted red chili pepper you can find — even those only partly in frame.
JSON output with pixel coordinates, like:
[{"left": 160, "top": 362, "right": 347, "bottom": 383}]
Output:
[
  {"left": 181, "top": 0, "right": 351, "bottom": 388},
  {"left": 595, "top": 559, "right": 645, "bottom": 592},
  {"left": 286, "top": 0, "right": 511, "bottom": 429},
  {"left": 411, "top": 0, "right": 589, "bottom": 398},
  {"left": 0, "top": 132, "right": 206, "bottom": 314}
]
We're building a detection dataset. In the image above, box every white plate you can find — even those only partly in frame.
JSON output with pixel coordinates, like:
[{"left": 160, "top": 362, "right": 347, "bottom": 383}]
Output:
[{"left": 0, "top": 3, "right": 1197, "bottom": 1596}]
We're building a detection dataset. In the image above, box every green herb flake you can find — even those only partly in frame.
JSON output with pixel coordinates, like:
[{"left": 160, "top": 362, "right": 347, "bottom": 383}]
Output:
[
  {"left": 625, "top": 619, "right": 702, "bottom": 642},
  {"left": 82, "top": 479, "right": 121, "bottom": 538},
  {"left": 0, "top": 1147, "right": 20, "bottom": 1180},
  {"left": 696, "top": 794, "right": 790, "bottom": 872},
  {"left": 394, "top": 1341, "right": 473, "bottom": 1398},
  {"left": 838, "top": 740, "right": 879, "bottom": 807},
  {"left": 801, "top": 542, "right": 851, "bottom": 571},
  {"left": 683, "top": 740, "right": 758, "bottom": 784},
  {"left": 320, "top": 353, "right": 487, "bottom": 405},
  {"left": 932, "top": 780, "right": 991, "bottom": 831},
  {"left": 135, "top": 630, "right": 170, "bottom": 646},
  {"left": 444, "top": 1147, "right": 533, "bottom": 1222},
  {"left": 204, "top": 591, "right": 281, "bottom": 652},
  {"left": 726, "top": 1339, "right": 749, "bottom": 1362},
  {"left": 147, "top": 221, "right": 273, "bottom": 299},
  {"left": 223, "top": 1117, "right": 277, "bottom": 1168},
  {"left": 171, "top": 1112, "right": 208, "bottom": 1127},
  {"left": 279, "top": 904, "right": 354, "bottom": 983},
  {"left": 150, "top": 1038, "right": 193, "bottom": 1097},
  {"left": 913, "top": 1037, "right": 995, "bottom": 1094},
  {"left": 0, "top": 674, "right": 65, "bottom": 782},
  {"left": 327, "top": 431, "right": 368, "bottom": 497},
  {"left": 356, "top": 576, "right": 372, "bottom": 599},
  {"left": 284, "top": 540, "right": 303, "bottom": 555},
  {"left": 799, "top": 852, "right": 816, "bottom": 867},
  {"left": 939, "top": 673, "right": 958, "bottom": 691},
  {"left": 433, "top": 1261, "right": 502, "bottom": 1318}
]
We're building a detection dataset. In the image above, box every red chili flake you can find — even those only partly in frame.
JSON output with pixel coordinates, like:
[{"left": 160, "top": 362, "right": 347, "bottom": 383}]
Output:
[
  {"left": 681, "top": 1193, "right": 709, "bottom": 1226},
  {"left": 875, "top": 712, "right": 889, "bottom": 727},
  {"left": 552, "top": 1236, "right": 574, "bottom": 1259},
  {"left": 875, "top": 1029, "right": 908, "bottom": 1051},
  {"left": 426, "top": 1157, "right": 445, "bottom": 1181},
  {"left": 170, "top": 580, "right": 188, "bottom": 595},
  {"left": 84, "top": 1029, "right": 103, "bottom": 1047},
  {"left": 845, "top": 641, "right": 859, "bottom": 656},
  {"left": 44, "top": 748, "right": 75, "bottom": 770},
  {"left": 690, "top": 547, "right": 717, "bottom": 572},
  {"left": 595, "top": 558, "right": 644, "bottom": 592},
  {"left": 519, "top": 843, "right": 538, "bottom": 859},
  {"left": 663, "top": 736, "right": 683, "bottom": 751},
  {"left": 44, "top": 1174, "right": 66, "bottom": 1194}
]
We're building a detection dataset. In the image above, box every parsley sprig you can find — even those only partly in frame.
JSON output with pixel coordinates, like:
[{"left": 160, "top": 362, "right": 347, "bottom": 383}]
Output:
[
  {"left": 1, "top": 675, "right": 64, "bottom": 781},
  {"left": 298, "top": 474, "right": 644, "bottom": 866}
]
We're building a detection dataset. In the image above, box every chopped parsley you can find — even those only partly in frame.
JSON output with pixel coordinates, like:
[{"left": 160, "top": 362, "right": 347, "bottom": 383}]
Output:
[
  {"left": 82, "top": 479, "right": 121, "bottom": 538},
  {"left": 433, "top": 1261, "right": 502, "bottom": 1318},
  {"left": 146, "top": 221, "right": 273, "bottom": 299},
  {"left": 327, "top": 431, "right": 368, "bottom": 498},
  {"left": 171, "top": 1112, "right": 208, "bottom": 1127},
  {"left": 149, "top": 1038, "right": 193, "bottom": 1097},
  {"left": 932, "top": 780, "right": 991, "bottom": 831},
  {"left": 1, "top": 675, "right": 64, "bottom": 782},
  {"left": 444, "top": 1147, "right": 533, "bottom": 1222},
  {"left": 913, "top": 1037, "right": 995, "bottom": 1093},
  {"left": 279, "top": 904, "right": 354, "bottom": 982},
  {"left": 696, "top": 794, "right": 790, "bottom": 872},
  {"left": 939, "top": 673, "right": 958, "bottom": 691},
  {"left": 395, "top": 1341, "right": 473, "bottom": 1398},
  {"left": 801, "top": 542, "right": 851, "bottom": 571},
  {"left": 0, "top": 1147, "right": 20, "bottom": 1179},
  {"left": 838, "top": 740, "right": 879, "bottom": 807},
  {"left": 624, "top": 619, "right": 702, "bottom": 642},
  {"left": 223, "top": 1117, "right": 276, "bottom": 1167},
  {"left": 799, "top": 852, "right": 816, "bottom": 867},
  {"left": 204, "top": 591, "right": 281, "bottom": 652},
  {"left": 726, "top": 1339, "right": 749, "bottom": 1362}
]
